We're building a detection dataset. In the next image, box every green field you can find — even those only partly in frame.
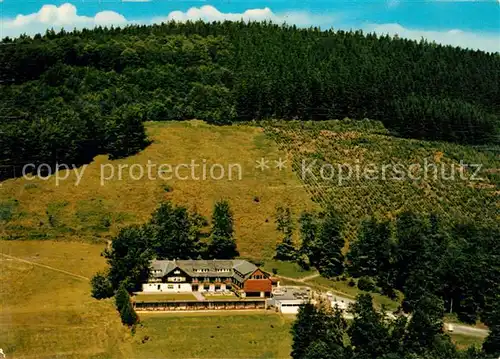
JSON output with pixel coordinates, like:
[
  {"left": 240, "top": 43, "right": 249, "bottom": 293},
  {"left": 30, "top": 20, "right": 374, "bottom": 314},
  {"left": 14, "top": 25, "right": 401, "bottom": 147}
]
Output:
[
  {"left": 133, "top": 312, "right": 294, "bottom": 359},
  {"left": 261, "top": 260, "right": 317, "bottom": 279},
  {"left": 450, "top": 334, "right": 484, "bottom": 350},
  {"left": 0, "top": 240, "right": 132, "bottom": 359}
]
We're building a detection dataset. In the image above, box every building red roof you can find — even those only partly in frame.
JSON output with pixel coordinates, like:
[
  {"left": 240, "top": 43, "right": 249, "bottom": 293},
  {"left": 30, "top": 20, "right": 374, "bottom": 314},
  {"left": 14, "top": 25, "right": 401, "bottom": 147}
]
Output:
[{"left": 243, "top": 279, "right": 272, "bottom": 293}]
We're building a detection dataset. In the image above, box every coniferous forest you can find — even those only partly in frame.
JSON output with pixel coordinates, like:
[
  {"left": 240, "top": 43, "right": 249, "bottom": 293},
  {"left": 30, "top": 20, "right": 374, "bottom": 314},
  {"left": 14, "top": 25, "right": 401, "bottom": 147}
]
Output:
[{"left": 1, "top": 21, "right": 499, "bottom": 179}]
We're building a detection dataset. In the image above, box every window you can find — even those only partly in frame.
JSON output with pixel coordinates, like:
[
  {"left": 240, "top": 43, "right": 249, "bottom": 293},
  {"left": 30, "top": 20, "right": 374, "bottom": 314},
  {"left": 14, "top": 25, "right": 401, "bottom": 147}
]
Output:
[
  {"left": 157, "top": 284, "right": 161, "bottom": 290},
  {"left": 215, "top": 285, "right": 221, "bottom": 291},
  {"left": 168, "top": 285, "right": 174, "bottom": 289}
]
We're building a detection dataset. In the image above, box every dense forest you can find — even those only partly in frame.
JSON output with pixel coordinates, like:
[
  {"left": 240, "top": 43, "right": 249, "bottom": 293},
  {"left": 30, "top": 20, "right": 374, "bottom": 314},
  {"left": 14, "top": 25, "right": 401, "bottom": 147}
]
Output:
[
  {"left": 273, "top": 207, "right": 500, "bottom": 330},
  {"left": 1, "top": 21, "right": 499, "bottom": 179},
  {"left": 291, "top": 294, "right": 500, "bottom": 359}
]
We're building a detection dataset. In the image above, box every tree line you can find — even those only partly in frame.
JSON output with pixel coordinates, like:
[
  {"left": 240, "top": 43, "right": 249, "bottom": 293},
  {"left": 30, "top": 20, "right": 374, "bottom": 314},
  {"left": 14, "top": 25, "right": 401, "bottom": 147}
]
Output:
[
  {"left": 91, "top": 199, "right": 238, "bottom": 297},
  {"left": 291, "top": 293, "right": 500, "bottom": 359},
  {"left": 274, "top": 206, "right": 500, "bottom": 325},
  {"left": 1, "top": 21, "right": 499, "bottom": 179}
]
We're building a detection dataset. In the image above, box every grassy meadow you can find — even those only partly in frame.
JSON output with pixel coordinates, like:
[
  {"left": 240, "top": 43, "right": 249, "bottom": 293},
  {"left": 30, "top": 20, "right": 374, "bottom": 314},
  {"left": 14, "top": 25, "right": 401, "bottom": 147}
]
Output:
[
  {"left": 0, "top": 240, "right": 132, "bottom": 359},
  {"left": 0, "top": 120, "right": 316, "bottom": 259},
  {"left": 133, "top": 312, "right": 294, "bottom": 359}
]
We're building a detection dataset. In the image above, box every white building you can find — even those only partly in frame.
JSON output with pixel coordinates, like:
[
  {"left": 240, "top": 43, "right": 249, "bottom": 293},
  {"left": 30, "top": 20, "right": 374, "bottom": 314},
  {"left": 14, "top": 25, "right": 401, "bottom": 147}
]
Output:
[
  {"left": 141, "top": 259, "right": 273, "bottom": 297},
  {"left": 268, "top": 287, "right": 312, "bottom": 314}
]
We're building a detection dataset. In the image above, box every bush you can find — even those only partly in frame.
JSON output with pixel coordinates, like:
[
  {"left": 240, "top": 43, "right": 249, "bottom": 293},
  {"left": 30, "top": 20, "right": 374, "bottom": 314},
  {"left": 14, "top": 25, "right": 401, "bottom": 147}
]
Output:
[
  {"left": 90, "top": 272, "right": 114, "bottom": 299},
  {"left": 357, "top": 276, "right": 376, "bottom": 292}
]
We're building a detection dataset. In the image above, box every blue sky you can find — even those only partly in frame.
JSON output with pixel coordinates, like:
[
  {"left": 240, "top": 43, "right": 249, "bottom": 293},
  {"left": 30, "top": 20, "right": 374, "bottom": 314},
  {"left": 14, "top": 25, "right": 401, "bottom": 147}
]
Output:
[{"left": 1, "top": 0, "right": 499, "bottom": 52}]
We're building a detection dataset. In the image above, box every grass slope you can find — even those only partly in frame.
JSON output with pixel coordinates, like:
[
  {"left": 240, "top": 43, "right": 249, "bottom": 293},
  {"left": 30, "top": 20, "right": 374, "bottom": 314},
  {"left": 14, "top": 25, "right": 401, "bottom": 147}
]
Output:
[
  {"left": 0, "top": 121, "right": 315, "bottom": 259},
  {"left": 133, "top": 312, "right": 294, "bottom": 359},
  {"left": 0, "top": 240, "right": 132, "bottom": 359}
]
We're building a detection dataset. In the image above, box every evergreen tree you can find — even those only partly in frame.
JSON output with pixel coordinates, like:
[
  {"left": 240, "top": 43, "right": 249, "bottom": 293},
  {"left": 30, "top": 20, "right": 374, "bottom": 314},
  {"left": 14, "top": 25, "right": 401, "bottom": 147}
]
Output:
[
  {"left": 291, "top": 303, "right": 320, "bottom": 359},
  {"left": 403, "top": 294, "right": 445, "bottom": 355},
  {"left": 347, "top": 294, "right": 390, "bottom": 359},
  {"left": 291, "top": 302, "right": 347, "bottom": 359},
  {"left": 150, "top": 202, "right": 199, "bottom": 259},
  {"left": 298, "top": 211, "right": 318, "bottom": 267},
  {"left": 189, "top": 211, "right": 210, "bottom": 257},
  {"left": 274, "top": 206, "right": 297, "bottom": 261},
  {"left": 347, "top": 217, "right": 393, "bottom": 279},
  {"left": 119, "top": 298, "right": 138, "bottom": 326},
  {"left": 313, "top": 208, "right": 345, "bottom": 278},
  {"left": 208, "top": 200, "right": 239, "bottom": 259},
  {"left": 483, "top": 300, "right": 500, "bottom": 356},
  {"left": 115, "top": 282, "right": 130, "bottom": 313}
]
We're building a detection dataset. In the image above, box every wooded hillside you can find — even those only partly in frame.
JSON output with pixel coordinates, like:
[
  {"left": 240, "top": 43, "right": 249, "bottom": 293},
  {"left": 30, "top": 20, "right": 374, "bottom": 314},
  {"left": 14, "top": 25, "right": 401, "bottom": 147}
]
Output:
[{"left": 1, "top": 21, "right": 499, "bottom": 179}]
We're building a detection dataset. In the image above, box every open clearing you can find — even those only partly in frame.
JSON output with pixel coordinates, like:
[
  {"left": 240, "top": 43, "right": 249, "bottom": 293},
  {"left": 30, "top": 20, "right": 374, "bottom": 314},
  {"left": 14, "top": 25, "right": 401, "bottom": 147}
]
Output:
[
  {"left": 133, "top": 312, "right": 294, "bottom": 359},
  {"left": 0, "top": 121, "right": 315, "bottom": 259},
  {"left": 0, "top": 240, "right": 132, "bottom": 359}
]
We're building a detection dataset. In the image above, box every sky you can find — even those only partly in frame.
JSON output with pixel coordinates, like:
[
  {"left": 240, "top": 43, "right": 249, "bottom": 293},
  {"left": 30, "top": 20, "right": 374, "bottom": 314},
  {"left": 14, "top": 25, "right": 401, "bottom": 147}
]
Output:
[{"left": 0, "top": 0, "right": 498, "bottom": 53}]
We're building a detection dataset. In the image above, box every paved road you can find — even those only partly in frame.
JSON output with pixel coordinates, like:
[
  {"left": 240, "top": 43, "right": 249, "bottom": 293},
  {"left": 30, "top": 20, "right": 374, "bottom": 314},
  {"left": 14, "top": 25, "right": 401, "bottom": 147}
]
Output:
[{"left": 451, "top": 324, "right": 488, "bottom": 337}]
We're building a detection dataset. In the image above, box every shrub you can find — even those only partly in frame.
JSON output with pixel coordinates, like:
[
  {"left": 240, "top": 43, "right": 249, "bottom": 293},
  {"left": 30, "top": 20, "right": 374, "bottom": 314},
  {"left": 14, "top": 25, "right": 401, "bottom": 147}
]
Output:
[
  {"left": 357, "top": 276, "right": 376, "bottom": 292},
  {"left": 90, "top": 272, "right": 114, "bottom": 299}
]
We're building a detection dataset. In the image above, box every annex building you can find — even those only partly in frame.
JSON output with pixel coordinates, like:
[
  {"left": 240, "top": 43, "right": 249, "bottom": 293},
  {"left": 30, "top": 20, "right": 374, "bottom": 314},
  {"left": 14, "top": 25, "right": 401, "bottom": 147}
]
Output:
[{"left": 142, "top": 259, "right": 273, "bottom": 298}]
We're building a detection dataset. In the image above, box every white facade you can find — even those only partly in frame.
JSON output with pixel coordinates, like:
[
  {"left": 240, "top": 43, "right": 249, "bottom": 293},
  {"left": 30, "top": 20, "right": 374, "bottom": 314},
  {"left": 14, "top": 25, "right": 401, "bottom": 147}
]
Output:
[
  {"left": 142, "top": 282, "right": 228, "bottom": 293},
  {"left": 142, "top": 282, "right": 192, "bottom": 293},
  {"left": 275, "top": 299, "right": 306, "bottom": 314}
]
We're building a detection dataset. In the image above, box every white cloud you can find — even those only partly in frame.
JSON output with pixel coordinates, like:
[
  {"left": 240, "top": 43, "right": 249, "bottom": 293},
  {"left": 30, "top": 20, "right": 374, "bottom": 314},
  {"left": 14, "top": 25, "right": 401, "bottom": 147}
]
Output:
[
  {"left": 0, "top": 3, "right": 127, "bottom": 38},
  {"left": 153, "top": 5, "right": 335, "bottom": 28},
  {"left": 0, "top": 3, "right": 498, "bottom": 53},
  {"left": 366, "top": 23, "right": 500, "bottom": 53}
]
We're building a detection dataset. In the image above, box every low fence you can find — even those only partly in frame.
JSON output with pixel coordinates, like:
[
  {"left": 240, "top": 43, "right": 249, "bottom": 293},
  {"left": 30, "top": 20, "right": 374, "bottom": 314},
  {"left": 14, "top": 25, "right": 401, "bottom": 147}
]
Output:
[{"left": 134, "top": 299, "right": 267, "bottom": 311}]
